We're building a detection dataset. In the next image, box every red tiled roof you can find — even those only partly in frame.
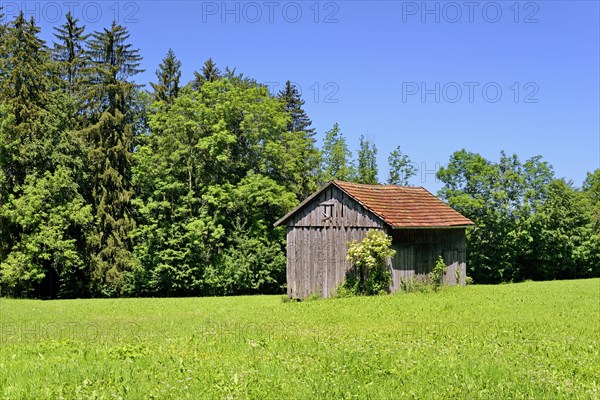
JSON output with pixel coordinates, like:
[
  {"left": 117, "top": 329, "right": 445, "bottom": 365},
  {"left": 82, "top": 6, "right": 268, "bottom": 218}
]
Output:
[
  {"left": 333, "top": 181, "right": 474, "bottom": 228},
  {"left": 274, "top": 180, "right": 474, "bottom": 228}
]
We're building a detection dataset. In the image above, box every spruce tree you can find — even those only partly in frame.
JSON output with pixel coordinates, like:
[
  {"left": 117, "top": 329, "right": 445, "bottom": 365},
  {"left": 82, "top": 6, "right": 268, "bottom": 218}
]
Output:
[
  {"left": 191, "top": 58, "right": 221, "bottom": 90},
  {"left": 357, "top": 135, "right": 378, "bottom": 184},
  {"left": 52, "top": 12, "right": 89, "bottom": 94},
  {"left": 277, "top": 80, "right": 320, "bottom": 199},
  {"left": 0, "top": 13, "right": 91, "bottom": 298},
  {"left": 0, "top": 13, "right": 50, "bottom": 185},
  {"left": 0, "top": 7, "right": 6, "bottom": 41},
  {"left": 0, "top": 12, "right": 48, "bottom": 277},
  {"left": 278, "top": 81, "right": 315, "bottom": 136},
  {"left": 82, "top": 21, "right": 143, "bottom": 295},
  {"left": 150, "top": 49, "right": 181, "bottom": 103}
]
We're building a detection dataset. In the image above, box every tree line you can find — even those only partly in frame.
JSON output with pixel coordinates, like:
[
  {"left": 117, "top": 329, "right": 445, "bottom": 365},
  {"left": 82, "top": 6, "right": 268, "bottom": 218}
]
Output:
[
  {"left": 438, "top": 152, "right": 600, "bottom": 283},
  {"left": 0, "top": 12, "right": 597, "bottom": 298}
]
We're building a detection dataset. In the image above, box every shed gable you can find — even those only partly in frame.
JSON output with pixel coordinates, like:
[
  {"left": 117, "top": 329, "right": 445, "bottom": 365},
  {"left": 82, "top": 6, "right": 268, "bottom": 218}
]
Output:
[{"left": 287, "top": 185, "right": 385, "bottom": 228}]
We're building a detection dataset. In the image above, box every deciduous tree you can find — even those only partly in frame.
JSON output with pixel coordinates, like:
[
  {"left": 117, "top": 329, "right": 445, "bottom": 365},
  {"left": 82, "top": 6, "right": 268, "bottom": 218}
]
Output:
[
  {"left": 387, "top": 145, "right": 416, "bottom": 185},
  {"left": 356, "top": 135, "right": 378, "bottom": 184},
  {"left": 321, "top": 123, "right": 355, "bottom": 182}
]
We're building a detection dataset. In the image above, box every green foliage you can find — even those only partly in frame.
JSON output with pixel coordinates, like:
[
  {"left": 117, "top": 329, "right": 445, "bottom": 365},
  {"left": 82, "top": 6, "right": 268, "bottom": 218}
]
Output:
[
  {"left": 0, "top": 8, "right": 5, "bottom": 40},
  {"left": 131, "top": 77, "right": 299, "bottom": 297},
  {"left": 399, "top": 276, "right": 432, "bottom": 293},
  {"left": 305, "top": 292, "right": 321, "bottom": 301},
  {"left": 321, "top": 123, "right": 356, "bottom": 182},
  {"left": 0, "top": 13, "right": 91, "bottom": 298},
  {"left": 356, "top": 135, "right": 378, "bottom": 184},
  {"left": 0, "top": 12, "right": 596, "bottom": 299},
  {"left": 280, "top": 294, "right": 293, "bottom": 303},
  {"left": 277, "top": 81, "right": 320, "bottom": 199},
  {"left": 518, "top": 179, "right": 600, "bottom": 280},
  {"left": 0, "top": 168, "right": 92, "bottom": 298},
  {"left": 334, "top": 278, "right": 359, "bottom": 298},
  {"left": 81, "top": 21, "right": 143, "bottom": 296},
  {"left": 438, "top": 150, "right": 598, "bottom": 283},
  {"left": 0, "top": 13, "right": 50, "bottom": 129},
  {"left": 150, "top": 49, "right": 181, "bottom": 104},
  {"left": 52, "top": 12, "right": 89, "bottom": 95},
  {"left": 431, "top": 256, "right": 446, "bottom": 291},
  {"left": 387, "top": 145, "right": 417, "bottom": 185},
  {"left": 396, "top": 257, "right": 447, "bottom": 294},
  {"left": 203, "top": 218, "right": 287, "bottom": 296},
  {"left": 191, "top": 57, "right": 221, "bottom": 91},
  {"left": 342, "top": 230, "right": 395, "bottom": 296},
  {"left": 583, "top": 169, "right": 600, "bottom": 204},
  {"left": 583, "top": 169, "right": 600, "bottom": 230}
]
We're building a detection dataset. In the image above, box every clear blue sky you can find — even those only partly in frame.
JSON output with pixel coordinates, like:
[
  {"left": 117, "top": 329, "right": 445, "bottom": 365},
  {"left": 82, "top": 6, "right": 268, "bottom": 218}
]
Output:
[{"left": 8, "top": 0, "right": 599, "bottom": 193}]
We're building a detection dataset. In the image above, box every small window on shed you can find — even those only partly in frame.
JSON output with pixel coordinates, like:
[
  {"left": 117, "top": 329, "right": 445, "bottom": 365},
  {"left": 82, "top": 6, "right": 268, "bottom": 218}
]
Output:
[
  {"left": 321, "top": 201, "right": 334, "bottom": 221},
  {"left": 322, "top": 204, "right": 333, "bottom": 220}
]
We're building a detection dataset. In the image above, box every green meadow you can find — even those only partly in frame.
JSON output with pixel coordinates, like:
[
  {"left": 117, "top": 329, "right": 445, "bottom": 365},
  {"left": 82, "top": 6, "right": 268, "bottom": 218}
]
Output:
[{"left": 1, "top": 279, "right": 599, "bottom": 399}]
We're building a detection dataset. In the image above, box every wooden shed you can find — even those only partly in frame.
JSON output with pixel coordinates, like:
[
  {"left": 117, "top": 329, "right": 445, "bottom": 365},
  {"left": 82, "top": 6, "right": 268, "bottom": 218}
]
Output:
[{"left": 274, "top": 181, "right": 475, "bottom": 299}]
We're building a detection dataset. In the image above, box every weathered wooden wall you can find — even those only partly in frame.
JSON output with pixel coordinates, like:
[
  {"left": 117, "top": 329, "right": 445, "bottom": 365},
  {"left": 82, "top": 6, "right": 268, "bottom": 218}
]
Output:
[
  {"left": 286, "top": 185, "right": 384, "bottom": 229},
  {"left": 285, "top": 186, "right": 467, "bottom": 299},
  {"left": 388, "top": 228, "right": 466, "bottom": 290},
  {"left": 286, "top": 186, "right": 383, "bottom": 299},
  {"left": 286, "top": 227, "right": 373, "bottom": 299}
]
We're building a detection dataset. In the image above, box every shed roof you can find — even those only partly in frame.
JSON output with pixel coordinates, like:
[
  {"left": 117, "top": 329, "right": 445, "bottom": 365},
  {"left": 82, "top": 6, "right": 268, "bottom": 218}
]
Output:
[{"left": 274, "top": 180, "right": 474, "bottom": 228}]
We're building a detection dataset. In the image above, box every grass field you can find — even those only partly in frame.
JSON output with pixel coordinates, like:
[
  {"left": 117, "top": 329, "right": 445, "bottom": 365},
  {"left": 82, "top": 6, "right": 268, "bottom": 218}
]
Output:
[{"left": 1, "top": 279, "right": 599, "bottom": 399}]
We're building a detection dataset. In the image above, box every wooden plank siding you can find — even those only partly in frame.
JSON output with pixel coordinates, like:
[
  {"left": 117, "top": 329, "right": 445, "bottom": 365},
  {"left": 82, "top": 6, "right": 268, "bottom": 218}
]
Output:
[
  {"left": 285, "top": 186, "right": 468, "bottom": 299},
  {"left": 286, "top": 227, "right": 373, "bottom": 298},
  {"left": 389, "top": 228, "right": 467, "bottom": 290},
  {"left": 287, "top": 186, "right": 385, "bottom": 229}
]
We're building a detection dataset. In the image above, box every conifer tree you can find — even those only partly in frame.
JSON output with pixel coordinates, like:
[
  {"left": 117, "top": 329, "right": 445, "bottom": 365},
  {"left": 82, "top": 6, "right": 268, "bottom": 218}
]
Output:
[
  {"left": 0, "top": 7, "right": 6, "bottom": 41},
  {"left": 82, "top": 21, "right": 143, "bottom": 295},
  {"left": 0, "top": 12, "right": 47, "bottom": 275},
  {"left": 278, "top": 81, "right": 315, "bottom": 136},
  {"left": 0, "top": 13, "right": 91, "bottom": 298},
  {"left": 278, "top": 80, "right": 320, "bottom": 199},
  {"left": 357, "top": 135, "right": 378, "bottom": 184},
  {"left": 192, "top": 58, "right": 221, "bottom": 90},
  {"left": 223, "top": 66, "right": 255, "bottom": 89},
  {"left": 150, "top": 49, "right": 181, "bottom": 103},
  {"left": 0, "top": 12, "right": 50, "bottom": 185},
  {"left": 52, "top": 12, "right": 89, "bottom": 94}
]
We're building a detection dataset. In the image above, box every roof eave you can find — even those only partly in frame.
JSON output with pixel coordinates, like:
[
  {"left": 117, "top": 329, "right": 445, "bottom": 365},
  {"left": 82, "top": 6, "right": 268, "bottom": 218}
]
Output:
[{"left": 390, "top": 224, "right": 475, "bottom": 229}]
